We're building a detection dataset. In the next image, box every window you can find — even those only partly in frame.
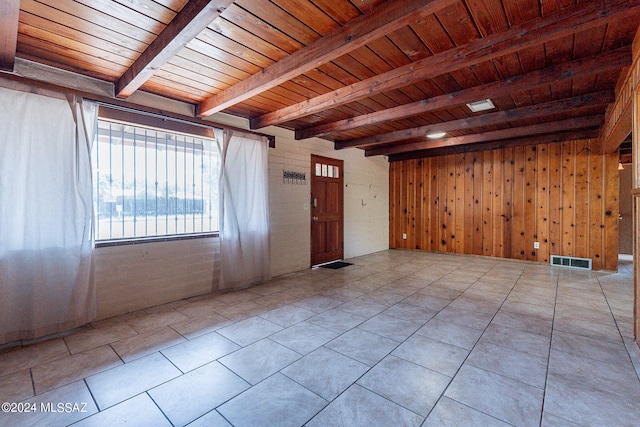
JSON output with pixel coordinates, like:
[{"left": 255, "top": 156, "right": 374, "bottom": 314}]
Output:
[{"left": 93, "top": 119, "right": 220, "bottom": 241}]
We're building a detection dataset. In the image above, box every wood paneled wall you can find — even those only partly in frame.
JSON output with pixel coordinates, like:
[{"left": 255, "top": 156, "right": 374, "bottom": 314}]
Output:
[{"left": 389, "top": 139, "right": 619, "bottom": 271}]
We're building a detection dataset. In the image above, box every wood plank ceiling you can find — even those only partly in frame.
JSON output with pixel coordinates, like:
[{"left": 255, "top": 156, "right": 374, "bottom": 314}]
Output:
[{"left": 5, "top": 0, "right": 640, "bottom": 159}]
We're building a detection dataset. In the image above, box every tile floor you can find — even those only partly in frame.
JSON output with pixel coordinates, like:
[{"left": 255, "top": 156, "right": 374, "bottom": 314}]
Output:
[{"left": 1, "top": 251, "right": 640, "bottom": 426}]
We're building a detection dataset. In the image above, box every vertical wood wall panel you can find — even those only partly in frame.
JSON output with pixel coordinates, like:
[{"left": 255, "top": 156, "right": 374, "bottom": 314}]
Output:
[
  {"left": 389, "top": 139, "right": 619, "bottom": 270},
  {"left": 536, "top": 144, "right": 550, "bottom": 263}
]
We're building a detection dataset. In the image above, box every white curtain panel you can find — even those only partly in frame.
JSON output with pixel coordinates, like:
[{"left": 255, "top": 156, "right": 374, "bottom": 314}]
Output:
[
  {"left": 0, "top": 87, "right": 97, "bottom": 344},
  {"left": 217, "top": 129, "right": 271, "bottom": 290}
]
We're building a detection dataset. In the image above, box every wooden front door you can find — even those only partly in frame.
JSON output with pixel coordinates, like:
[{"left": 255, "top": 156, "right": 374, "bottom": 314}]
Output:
[{"left": 311, "top": 155, "right": 344, "bottom": 266}]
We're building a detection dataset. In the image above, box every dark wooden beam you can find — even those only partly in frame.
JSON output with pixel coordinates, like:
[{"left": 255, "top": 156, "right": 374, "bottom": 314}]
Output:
[
  {"left": 387, "top": 130, "right": 600, "bottom": 162},
  {"left": 296, "top": 47, "right": 630, "bottom": 140},
  {"left": 0, "top": 0, "right": 19, "bottom": 72},
  {"left": 196, "top": 0, "right": 456, "bottom": 117},
  {"left": 365, "top": 115, "right": 603, "bottom": 157},
  {"left": 196, "top": 0, "right": 455, "bottom": 117},
  {"left": 337, "top": 90, "right": 614, "bottom": 149},
  {"left": 116, "top": 0, "right": 233, "bottom": 98},
  {"left": 251, "top": 0, "right": 640, "bottom": 129}
]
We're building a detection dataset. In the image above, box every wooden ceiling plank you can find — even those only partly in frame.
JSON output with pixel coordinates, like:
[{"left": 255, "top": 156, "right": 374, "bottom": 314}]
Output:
[
  {"left": 364, "top": 115, "right": 603, "bottom": 157},
  {"left": 296, "top": 46, "right": 631, "bottom": 140},
  {"left": 338, "top": 90, "right": 614, "bottom": 148},
  {"left": 251, "top": 0, "right": 640, "bottom": 129},
  {"left": 196, "top": 0, "right": 458, "bottom": 117},
  {"left": 0, "top": 0, "right": 19, "bottom": 72},
  {"left": 115, "top": 0, "right": 234, "bottom": 98},
  {"left": 387, "top": 130, "right": 600, "bottom": 161}
]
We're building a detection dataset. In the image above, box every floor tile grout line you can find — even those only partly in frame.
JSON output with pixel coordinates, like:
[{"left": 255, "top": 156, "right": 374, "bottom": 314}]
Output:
[
  {"left": 421, "top": 265, "right": 529, "bottom": 424},
  {"left": 595, "top": 274, "right": 640, "bottom": 384},
  {"left": 538, "top": 269, "right": 560, "bottom": 426},
  {"left": 280, "top": 265, "right": 480, "bottom": 425}
]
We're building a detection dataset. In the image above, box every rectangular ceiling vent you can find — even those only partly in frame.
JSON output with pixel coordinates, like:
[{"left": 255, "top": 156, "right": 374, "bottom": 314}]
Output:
[
  {"left": 466, "top": 99, "right": 495, "bottom": 112},
  {"left": 550, "top": 255, "right": 592, "bottom": 270}
]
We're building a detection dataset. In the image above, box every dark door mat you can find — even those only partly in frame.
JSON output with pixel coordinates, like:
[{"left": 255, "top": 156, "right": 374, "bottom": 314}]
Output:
[{"left": 320, "top": 261, "right": 353, "bottom": 269}]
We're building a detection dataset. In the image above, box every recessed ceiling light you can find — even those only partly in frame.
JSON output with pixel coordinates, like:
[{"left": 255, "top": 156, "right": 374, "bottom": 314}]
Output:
[
  {"left": 426, "top": 132, "right": 446, "bottom": 139},
  {"left": 466, "top": 99, "right": 495, "bottom": 112}
]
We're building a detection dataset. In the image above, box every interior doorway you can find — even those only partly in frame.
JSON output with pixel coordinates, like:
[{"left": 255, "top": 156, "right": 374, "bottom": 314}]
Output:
[
  {"left": 619, "top": 140, "right": 633, "bottom": 255},
  {"left": 310, "top": 155, "right": 344, "bottom": 266}
]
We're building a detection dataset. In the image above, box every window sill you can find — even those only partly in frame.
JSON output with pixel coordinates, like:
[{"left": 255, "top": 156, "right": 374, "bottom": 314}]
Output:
[{"left": 95, "top": 232, "right": 219, "bottom": 248}]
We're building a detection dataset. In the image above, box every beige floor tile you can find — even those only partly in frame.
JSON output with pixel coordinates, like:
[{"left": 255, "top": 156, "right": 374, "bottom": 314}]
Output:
[
  {"left": 392, "top": 334, "right": 469, "bottom": 377},
  {"left": 306, "top": 308, "right": 366, "bottom": 333},
  {"left": 125, "top": 309, "right": 190, "bottom": 334},
  {"left": 358, "top": 313, "right": 421, "bottom": 342},
  {"left": 553, "top": 314, "right": 622, "bottom": 344},
  {"left": 0, "top": 369, "right": 33, "bottom": 402},
  {"left": 359, "top": 289, "right": 407, "bottom": 306},
  {"left": 325, "top": 328, "right": 398, "bottom": 367},
  {"left": 490, "top": 310, "right": 553, "bottom": 337},
  {"left": 0, "top": 381, "right": 97, "bottom": 427},
  {"left": 292, "top": 295, "right": 342, "bottom": 313},
  {"left": 500, "top": 300, "right": 555, "bottom": 321},
  {"left": 149, "top": 361, "right": 249, "bottom": 427},
  {"left": 0, "top": 338, "right": 69, "bottom": 377},
  {"left": 217, "top": 316, "right": 283, "bottom": 347},
  {"left": 548, "top": 348, "right": 640, "bottom": 399},
  {"left": 551, "top": 330, "right": 630, "bottom": 367},
  {"left": 358, "top": 355, "right": 450, "bottom": 416},
  {"left": 218, "top": 373, "right": 327, "bottom": 427},
  {"left": 466, "top": 340, "right": 548, "bottom": 389},
  {"left": 424, "top": 397, "right": 512, "bottom": 427},
  {"left": 161, "top": 331, "right": 240, "bottom": 372},
  {"left": 219, "top": 339, "right": 300, "bottom": 384},
  {"left": 170, "top": 312, "right": 234, "bottom": 339},
  {"left": 215, "top": 290, "right": 261, "bottom": 305},
  {"left": 185, "top": 409, "right": 232, "bottom": 427},
  {"left": 251, "top": 292, "right": 300, "bottom": 308},
  {"left": 541, "top": 412, "right": 583, "bottom": 426},
  {"left": 544, "top": 373, "right": 640, "bottom": 426},
  {"left": 31, "top": 345, "right": 122, "bottom": 394},
  {"left": 481, "top": 323, "right": 550, "bottom": 358},
  {"left": 434, "top": 305, "right": 494, "bottom": 330},
  {"left": 382, "top": 302, "right": 437, "bottom": 324},
  {"left": 214, "top": 301, "right": 269, "bottom": 321},
  {"left": 270, "top": 322, "right": 338, "bottom": 355},
  {"left": 175, "top": 299, "right": 227, "bottom": 318},
  {"left": 445, "top": 364, "right": 544, "bottom": 427},
  {"left": 72, "top": 393, "right": 171, "bottom": 427},
  {"left": 416, "top": 318, "right": 483, "bottom": 350},
  {"left": 281, "top": 347, "right": 369, "bottom": 401},
  {"left": 258, "top": 304, "right": 316, "bottom": 327},
  {"left": 64, "top": 323, "right": 138, "bottom": 355},
  {"left": 111, "top": 326, "right": 186, "bottom": 363},
  {"left": 86, "top": 352, "right": 181, "bottom": 409},
  {"left": 307, "top": 384, "right": 423, "bottom": 427}
]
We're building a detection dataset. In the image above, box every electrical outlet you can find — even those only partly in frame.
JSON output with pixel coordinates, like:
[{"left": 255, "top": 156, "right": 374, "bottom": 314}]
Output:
[
  {"left": 534, "top": 241, "right": 539, "bottom": 249},
  {"left": 403, "top": 233, "right": 407, "bottom": 239}
]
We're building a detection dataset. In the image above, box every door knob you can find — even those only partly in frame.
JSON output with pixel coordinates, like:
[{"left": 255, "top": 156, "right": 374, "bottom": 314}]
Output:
[{"left": 313, "top": 216, "right": 318, "bottom": 221}]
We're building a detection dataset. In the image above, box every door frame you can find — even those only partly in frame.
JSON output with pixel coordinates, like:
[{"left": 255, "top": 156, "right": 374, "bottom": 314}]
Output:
[{"left": 310, "top": 154, "right": 344, "bottom": 266}]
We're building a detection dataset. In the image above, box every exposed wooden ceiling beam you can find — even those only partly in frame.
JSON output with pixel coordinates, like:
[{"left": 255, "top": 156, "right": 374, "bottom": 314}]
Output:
[
  {"left": 116, "top": 0, "right": 233, "bottom": 98},
  {"left": 0, "top": 0, "right": 20, "bottom": 72},
  {"left": 196, "top": 0, "right": 456, "bottom": 117},
  {"left": 296, "top": 47, "right": 631, "bottom": 140},
  {"left": 250, "top": 0, "right": 640, "bottom": 130},
  {"left": 387, "top": 130, "right": 600, "bottom": 162},
  {"left": 337, "top": 91, "right": 614, "bottom": 149},
  {"left": 365, "top": 115, "right": 603, "bottom": 157}
]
